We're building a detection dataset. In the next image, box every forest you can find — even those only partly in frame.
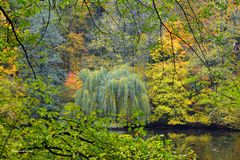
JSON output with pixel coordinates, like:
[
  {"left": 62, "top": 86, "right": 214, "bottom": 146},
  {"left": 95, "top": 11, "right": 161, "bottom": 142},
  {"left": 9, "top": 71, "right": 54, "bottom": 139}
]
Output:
[{"left": 0, "top": 0, "right": 240, "bottom": 159}]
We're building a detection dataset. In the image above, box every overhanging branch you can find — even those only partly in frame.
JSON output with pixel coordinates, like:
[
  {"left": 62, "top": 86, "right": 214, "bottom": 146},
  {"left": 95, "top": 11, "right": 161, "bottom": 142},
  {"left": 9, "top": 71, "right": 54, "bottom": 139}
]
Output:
[{"left": 0, "top": 6, "right": 36, "bottom": 79}]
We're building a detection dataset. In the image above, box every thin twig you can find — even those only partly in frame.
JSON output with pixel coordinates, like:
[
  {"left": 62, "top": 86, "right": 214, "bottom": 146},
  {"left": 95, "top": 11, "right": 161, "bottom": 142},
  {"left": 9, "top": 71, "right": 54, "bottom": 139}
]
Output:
[{"left": 83, "top": 0, "right": 107, "bottom": 35}]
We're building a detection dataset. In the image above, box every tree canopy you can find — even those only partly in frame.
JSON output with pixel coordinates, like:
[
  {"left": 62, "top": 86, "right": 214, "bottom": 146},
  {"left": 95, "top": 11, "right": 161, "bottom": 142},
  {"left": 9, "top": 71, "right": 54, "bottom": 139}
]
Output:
[{"left": 0, "top": 0, "right": 239, "bottom": 159}]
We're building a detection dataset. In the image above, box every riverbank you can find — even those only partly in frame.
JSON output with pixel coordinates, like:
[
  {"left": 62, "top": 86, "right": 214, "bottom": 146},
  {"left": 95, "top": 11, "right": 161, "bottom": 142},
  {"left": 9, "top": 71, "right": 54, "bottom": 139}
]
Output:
[
  {"left": 109, "top": 123, "right": 240, "bottom": 132},
  {"left": 110, "top": 125, "right": 240, "bottom": 160},
  {"left": 147, "top": 128, "right": 240, "bottom": 160},
  {"left": 145, "top": 123, "right": 240, "bottom": 131}
]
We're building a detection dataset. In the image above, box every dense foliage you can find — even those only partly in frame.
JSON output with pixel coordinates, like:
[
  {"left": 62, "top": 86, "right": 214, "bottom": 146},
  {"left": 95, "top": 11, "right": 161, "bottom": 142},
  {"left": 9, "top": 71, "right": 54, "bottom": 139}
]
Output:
[
  {"left": 0, "top": 99, "right": 196, "bottom": 159},
  {"left": 0, "top": 0, "right": 240, "bottom": 159},
  {"left": 147, "top": 20, "right": 240, "bottom": 128}
]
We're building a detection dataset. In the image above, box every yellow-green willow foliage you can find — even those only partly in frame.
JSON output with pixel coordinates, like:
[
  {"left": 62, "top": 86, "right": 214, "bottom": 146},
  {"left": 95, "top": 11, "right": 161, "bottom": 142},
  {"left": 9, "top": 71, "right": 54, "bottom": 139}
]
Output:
[{"left": 75, "top": 65, "right": 150, "bottom": 122}]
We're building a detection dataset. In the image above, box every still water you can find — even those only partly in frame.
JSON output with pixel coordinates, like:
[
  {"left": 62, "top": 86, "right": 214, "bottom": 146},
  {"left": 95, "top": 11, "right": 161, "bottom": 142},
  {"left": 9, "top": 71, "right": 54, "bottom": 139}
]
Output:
[{"left": 147, "top": 128, "right": 240, "bottom": 160}]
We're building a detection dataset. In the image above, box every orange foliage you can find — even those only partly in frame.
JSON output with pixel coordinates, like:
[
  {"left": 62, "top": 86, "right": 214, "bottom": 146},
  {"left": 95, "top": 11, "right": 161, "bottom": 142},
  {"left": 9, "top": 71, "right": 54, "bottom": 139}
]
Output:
[
  {"left": 64, "top": 72, "right": 82, "bottom": 90},
  {"left": 60, "top": 32, "right": 87, "bottom": 72}
]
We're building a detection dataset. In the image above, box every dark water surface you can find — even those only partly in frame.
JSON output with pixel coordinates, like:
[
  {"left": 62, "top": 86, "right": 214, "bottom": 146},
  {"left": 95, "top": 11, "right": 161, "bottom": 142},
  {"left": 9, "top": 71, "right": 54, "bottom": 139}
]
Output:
[{"left": 147, "top": 128, "right": 240, "bottom": 160}]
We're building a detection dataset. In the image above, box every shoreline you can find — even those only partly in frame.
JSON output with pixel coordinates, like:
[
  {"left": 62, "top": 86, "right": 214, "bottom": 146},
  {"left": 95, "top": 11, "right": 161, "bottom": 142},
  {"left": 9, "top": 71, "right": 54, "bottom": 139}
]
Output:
[{"left": 109, "top": 123, "right": 240, "bottom": 132}]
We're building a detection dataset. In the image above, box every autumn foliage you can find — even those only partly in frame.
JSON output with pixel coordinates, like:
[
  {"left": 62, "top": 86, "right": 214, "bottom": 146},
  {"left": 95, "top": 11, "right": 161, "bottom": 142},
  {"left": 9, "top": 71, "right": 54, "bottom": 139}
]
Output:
[{"left": 64, "top": 72, "right": 82, "bottom": 90}]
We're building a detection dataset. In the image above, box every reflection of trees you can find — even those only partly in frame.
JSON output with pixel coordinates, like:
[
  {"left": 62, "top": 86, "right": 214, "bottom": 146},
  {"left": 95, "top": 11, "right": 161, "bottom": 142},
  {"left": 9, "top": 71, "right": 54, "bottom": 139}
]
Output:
[{"left": 167, "top": 132, "right": 240, "bottom": 160}]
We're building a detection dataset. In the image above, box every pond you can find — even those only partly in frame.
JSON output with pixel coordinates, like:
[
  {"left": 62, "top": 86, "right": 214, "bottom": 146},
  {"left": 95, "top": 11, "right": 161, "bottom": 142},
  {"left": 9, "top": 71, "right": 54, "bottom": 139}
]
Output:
[{"left": 147, "top": 128, "right": 240, "bottom": 160}]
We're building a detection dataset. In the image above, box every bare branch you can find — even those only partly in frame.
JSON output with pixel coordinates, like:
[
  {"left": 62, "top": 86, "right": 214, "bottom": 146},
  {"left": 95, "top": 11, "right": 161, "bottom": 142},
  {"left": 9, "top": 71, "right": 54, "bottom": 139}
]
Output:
[
  {"left": 83, "top": 0, "right": 107, "bottom": 35},
  {"left": 28, "top": 0, "right": 51, "bottom": 54}
]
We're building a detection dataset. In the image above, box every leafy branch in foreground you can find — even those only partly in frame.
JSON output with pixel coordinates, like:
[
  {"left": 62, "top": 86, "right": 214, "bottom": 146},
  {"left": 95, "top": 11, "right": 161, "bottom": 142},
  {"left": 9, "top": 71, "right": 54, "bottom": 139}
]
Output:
[
  {"left": 16, "top": 103, "right": 196, "bottom": 160},
  {"left": 0, "top": 6, "right": 36, "bottom": 79}
]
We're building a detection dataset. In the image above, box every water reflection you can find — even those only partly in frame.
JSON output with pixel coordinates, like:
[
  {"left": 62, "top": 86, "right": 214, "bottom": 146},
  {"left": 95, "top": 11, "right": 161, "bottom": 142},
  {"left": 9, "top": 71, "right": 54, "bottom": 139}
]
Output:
[{"left": 147, "top": 129, "right": 240, "bottom": 160}]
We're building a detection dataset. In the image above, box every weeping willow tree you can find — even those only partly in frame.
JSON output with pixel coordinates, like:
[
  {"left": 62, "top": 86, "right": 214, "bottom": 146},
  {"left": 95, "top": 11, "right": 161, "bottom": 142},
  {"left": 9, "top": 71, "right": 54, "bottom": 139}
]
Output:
[{"left": 75, "top": 65, "right": 150, "bottom": 122}]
